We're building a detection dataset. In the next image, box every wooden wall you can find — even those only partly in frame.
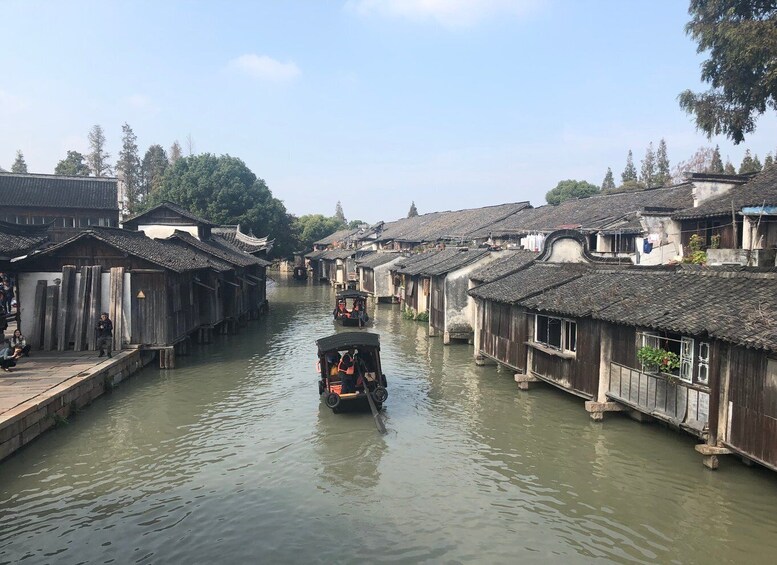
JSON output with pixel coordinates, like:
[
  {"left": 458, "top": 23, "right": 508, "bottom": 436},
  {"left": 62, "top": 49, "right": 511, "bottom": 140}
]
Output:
[
  {"left": 429, "top": 276, "right": 444, "bottom": 332},
  {"left": 362, "top": 268, "right": 375, "bottom": 294},
  {"left": 478, "top": 300, "right": 526, "bottom": 371}
]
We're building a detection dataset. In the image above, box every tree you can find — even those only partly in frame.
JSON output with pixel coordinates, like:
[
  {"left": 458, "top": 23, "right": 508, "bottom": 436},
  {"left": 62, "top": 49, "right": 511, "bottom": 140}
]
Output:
[
  {"left": 146, "top": 153, "right": 295, "bottom": 257},
  {"left": 545, "top": 179, "right": 600, "bottom": 205},
  {"left": 293, "top": 214, "right": 347, "bottom": 251},
  {"left": 609, "top": 179, "right": 647, "bottom": 194},
  {"left": 141, "top": 144, "right": 169, "bottom": 197},
  {"left": 55, "top": 150, "right": 90, "bottom": 176},
  {"left": 186, "top": 133, "right": 195, "bottom": 156},
  {"left": 348, "top": 219, "right": 365, "bottom": 229},
  {"left": 765, "top": 154, "right": 774, "bottom": 169},
  {"left": 11, "top": 150, "right": 27, "bottom": 173},
  {"left": 621, "top": 150, "right": 637, "bottom": 183},
  {"left": 679, "top": 1, "right": 777, "bottom": 143},
  {"left": 408, "top": 201, "right": 419, "bottom": 217},
  {"left": 711, "top": 145, "right": 725, "bottom": 173},
  {"left": 116, "top": 123, "right": 141, "bottom": 214},
  {"left": 724, "top": 159, "right": 736, "bottom": 174},
  {"left": 640, "top": 143, "right": 656, "bottom": 187},
  {"left": 87, "top": 124, "right": 112, "bottom": 177},
  {"left": 169, "top": 140, "right": 182, "bottom": 165},
  {"left": 739, "top": 149, "right": 762, "bottom": 174},
  {"left": 601, "top": 168, "right": 616, "bottom": 191},
  {"left": 673, "top": 146, "right": 715, "bottom": 181},
  {"left": 334, "top": 201, "right": 346, "bottom": 223},
  {"left": 655, "top": 139, "right": 671, "bottom": 186}
]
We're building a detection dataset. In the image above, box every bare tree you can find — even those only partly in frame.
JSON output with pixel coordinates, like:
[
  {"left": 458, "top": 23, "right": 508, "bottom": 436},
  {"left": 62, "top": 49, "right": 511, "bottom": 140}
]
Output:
[{"left": 87, "top": 124, "right": 112, "bottom": 177}]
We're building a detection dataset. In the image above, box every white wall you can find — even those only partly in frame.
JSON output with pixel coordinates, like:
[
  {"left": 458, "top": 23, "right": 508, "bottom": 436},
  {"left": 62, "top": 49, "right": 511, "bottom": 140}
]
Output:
[
  {"left": 547, "top": 238, "right": 586, "bottom": 263},
  {"left": 138, "top": 224, "right": 198, "bottom": 240}
]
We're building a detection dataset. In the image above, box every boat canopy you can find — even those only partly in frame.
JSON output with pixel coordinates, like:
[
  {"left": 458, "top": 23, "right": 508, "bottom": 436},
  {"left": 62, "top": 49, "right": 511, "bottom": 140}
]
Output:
[
  {"left": 336, "top": 289, "right": 369, "bottom": 300},
  {"left": 316, "top": 331, "right": 380, "bottom": 353}
]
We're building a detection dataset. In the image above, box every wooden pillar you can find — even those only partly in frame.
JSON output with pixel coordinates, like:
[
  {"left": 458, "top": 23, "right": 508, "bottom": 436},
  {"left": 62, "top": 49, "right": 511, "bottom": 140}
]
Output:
[
  {"left": 87, "top": 266, "right": 102, "bottom": 351},
  {"left": 74, "top": 267, "right": 90, "bottom": 351},
  {"left": 57, "top": 266, "right": 76, "bottom": 351},
  {"left": 109, "top": 267, "right": 124, "bottom": 353},
  {"left": 43, "top": 285, "right": 59, "bottom": 351},
  {"left": 30, "top": 280, "right": 47, "bottom": 350}
]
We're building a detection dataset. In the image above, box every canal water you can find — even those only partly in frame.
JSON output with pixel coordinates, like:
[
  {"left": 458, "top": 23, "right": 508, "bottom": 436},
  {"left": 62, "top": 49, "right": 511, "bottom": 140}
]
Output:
[{"left": 2, "top": 277, "right": 777, "bottom": 564}]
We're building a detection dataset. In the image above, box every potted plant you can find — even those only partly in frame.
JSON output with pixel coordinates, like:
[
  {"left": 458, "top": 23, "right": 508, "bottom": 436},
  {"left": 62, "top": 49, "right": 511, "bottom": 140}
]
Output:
[{"left": 637, "top": 345, "right": 681, "bottom": 375}]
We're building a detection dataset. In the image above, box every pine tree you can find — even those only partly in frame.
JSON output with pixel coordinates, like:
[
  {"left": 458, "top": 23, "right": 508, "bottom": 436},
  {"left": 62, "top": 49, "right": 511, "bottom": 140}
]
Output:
[
  {"left": 55, "top": 150, "right": 90, "bottom": 176},
  {"left": 116, "top": 123, "right": 141, "bottom": 214},
  {"left": 655, "top": 139, "right": 671, "bottom": 186},
  {"left": 640, "top": 143, "right": 656, "bottom": 187},
  {"left": 11, "top": 150, "right": 28, "bottom": 173},
  {"left": 764, "top": 154, "right": 774, "bottom": 169},
  {"left": 601, "top": 168, "right": 615, "bottom": 191},
  {"left": 739, "top": 149, "right": 761, "bottom": 174},
  {"left": 87, "top": 124, "right": 112, "bottom": 177},
  {"left": 141, "top": 144, "right": 169, "bottom": 196},
  {"left": 724, "top": 160, "right": 736, "bottom": 174},
  {"left": 710, "top": 145, "right": 724, "bottom": 173},
  {"left": 334, "top": 201, "right": 346, "bottom": 224},
  {"left": 752, "top": 154, "right": 763, "bottom": 172},
  {"left": 408, "top": 201, "right": 418, "bottom": 217},
  {"left": 169, "top": 141, "right": 182, "bottom": 165},
  {"left": 621, "top": 150, "right": 637, "bottom": 183}
]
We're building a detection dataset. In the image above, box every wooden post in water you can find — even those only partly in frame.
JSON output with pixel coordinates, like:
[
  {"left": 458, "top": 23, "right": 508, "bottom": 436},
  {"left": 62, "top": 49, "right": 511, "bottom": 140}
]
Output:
[
  {"left": 87, "top": 266, "right": 102, "bottom": 351},
  {"left": 30, "top": 280, "right": 47, "bottom": 350},
  {"left": 74, "top": 267, "right": 90, "bottom": 351},
  {"left": 109, "top": 267, "right": 124, "bottom": 353},
  {"left": 57, "top": 266, "right": 76, "bottom": 351},
  {"left": 43, "top": 285, "right": 59, "bottom": 351}
]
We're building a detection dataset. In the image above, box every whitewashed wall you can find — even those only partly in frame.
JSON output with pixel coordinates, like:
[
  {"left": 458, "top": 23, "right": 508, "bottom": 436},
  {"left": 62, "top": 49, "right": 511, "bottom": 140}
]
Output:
[{"left": 138, "top": 225, "right": 198, "bottom": 240}]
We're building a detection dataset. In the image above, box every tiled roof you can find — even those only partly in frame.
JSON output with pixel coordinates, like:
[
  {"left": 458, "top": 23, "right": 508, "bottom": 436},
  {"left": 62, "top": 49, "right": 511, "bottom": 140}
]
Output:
[
  {"left": 0, "top": 220, "right": 50, "bottom": 258},
  {"left": 124, "top": 200, "right": 217, "bottom": 227},
  {"left": 674, "top": 166, "right": 777, "bottom": 220},
  {"left": 468, "top": 262, "right": 588, "bottom": 303},
  {"left": 313, "top": 227, "right": 361, "bottom": 246},
  {"left": 0, "top": 172, "right": 118, "bottom": 210},
  {"left": 519, "top": 267, "right": 777, "bottom": 351},
  {"left": 22, "top": 227, "right": 224, "bottom": 273},
  {"left": 318, "top": 248, "right": 358, "bottom": 260},
  {"left": 469, "top": 250, "right": 538, "bottom": 282},
  {"left": 212, "top": 225, "right": 273, "bottom": 254},
  {"left": 356, "top": 252, "right": 404, "bottom": 269},
  {"left": 421, "top": 249, "right": 490, "bottom": 276},
  {"left": 377, "top": 202, "right": 531, "bottom": 244},
  {"left": 470, "top": 185, "right": 694, "bottom": 238},
  {"left": 166, "top": 231, "right": 269, "bottom": 268},
  {"left": 305, "top": 249, "right": 327, "bottom": 260},
  {"left": 396, "top": 248, "right": 463, "bottom": 276}
]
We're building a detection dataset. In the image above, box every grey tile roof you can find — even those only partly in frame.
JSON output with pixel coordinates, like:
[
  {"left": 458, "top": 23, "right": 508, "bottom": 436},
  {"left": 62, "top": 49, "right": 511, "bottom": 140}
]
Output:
[
  {"left": 23, "top": 227, "right": 223, "bottom": 273},
  {"left": 313, "top": 227, "right": 361, "bottom": 246},
  {"left": 421, "top": 248, "right": 490, "bottom": 276},
  {"left": 396, "top": 248, "right": 464, "bottom": 276},
  {"left": 519, "top": 267, "right": 777, "bottom": 351},
  {"left": 674, "top": 166, "right": 777, "bottom": 220},
  {"left": 0, "top": 172, "right": 118, "bottom": 210},
  {"left": 0, "top": 220, "right": 50, "bottom": 257},
  {"left": 123, "top": 200, "right": 217, "bottom": 227},
  {"left": 469, "top": 250, "right": 538, "bottom": 282},
  {"left": 318, "top": 248, "right": 359, "bottom": 260},
  {"left": 468, "top": 262, "right": 588, "bottom": 303},
  {"left": 212, "top": 225, "right": 273, "bottom": 254},
  {"left": 470, "top": 184, "right": 694, "bottom": 238},
  {"left": 166, "top": 230, "right": 269, "bottom": 268},
  {"left": 356, "top": 252, "right": 404, "bottom": 269}
]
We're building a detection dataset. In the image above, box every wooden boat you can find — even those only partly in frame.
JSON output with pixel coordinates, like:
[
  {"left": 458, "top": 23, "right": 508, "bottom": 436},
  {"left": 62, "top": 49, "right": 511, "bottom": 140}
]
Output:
[
  {"left": 316, "top": 331, "right": 388, "bottom": 415},
  {"left": 292, "top": 266, "right": 307, "bottom": 280},
  {"left": 333, "top": 289, "right": 370, "bottom": 327}
]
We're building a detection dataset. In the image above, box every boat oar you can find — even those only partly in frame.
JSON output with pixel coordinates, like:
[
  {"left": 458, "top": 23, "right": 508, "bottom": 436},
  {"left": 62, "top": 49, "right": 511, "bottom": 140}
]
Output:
[{"left": 363, "top": 383, "right": 386, "bottom": 434}]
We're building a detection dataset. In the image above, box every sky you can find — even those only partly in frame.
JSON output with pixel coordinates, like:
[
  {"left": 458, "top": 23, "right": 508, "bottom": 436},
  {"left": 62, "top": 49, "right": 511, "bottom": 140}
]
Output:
[{"left": 1, "top": 0, "right": 775, "bottom": 224}]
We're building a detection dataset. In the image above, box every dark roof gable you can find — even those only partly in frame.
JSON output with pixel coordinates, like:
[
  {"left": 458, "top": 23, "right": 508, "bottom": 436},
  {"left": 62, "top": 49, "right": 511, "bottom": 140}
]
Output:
[
  {"left": 123, "top": 201, "right": 217, "bottom": 228},
  {"left": 0, "top": 172, "right": 118, "bottom": 211}
]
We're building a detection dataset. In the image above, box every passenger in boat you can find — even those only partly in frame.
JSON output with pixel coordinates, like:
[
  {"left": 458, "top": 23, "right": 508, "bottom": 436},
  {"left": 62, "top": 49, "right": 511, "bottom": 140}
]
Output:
[
  {"left": 335, "top": 301, "right": 347, "bottom": 319},
  {"left": 325, "top": 350, "right": 341, "bottom": 377},
  {"left": 352, "top": 300, "right": 364, "bottom": 324},
  {"left": 338, "top": 349, "right": 356, "bottom": 393}
]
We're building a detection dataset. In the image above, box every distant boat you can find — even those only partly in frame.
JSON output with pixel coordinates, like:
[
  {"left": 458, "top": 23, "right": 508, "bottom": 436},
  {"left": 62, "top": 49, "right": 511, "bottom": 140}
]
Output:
[
  {"left": 332, "top": 289, "right": 370, "bottom": 327},
  {"left": 292, "top": 266, "right": 307, "bottom": 280}
]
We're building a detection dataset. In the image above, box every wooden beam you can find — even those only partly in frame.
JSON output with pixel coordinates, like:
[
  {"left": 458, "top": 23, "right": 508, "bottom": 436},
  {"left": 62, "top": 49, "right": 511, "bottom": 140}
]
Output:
[
  {"left": 73, "top": 266, "right": 90, "bottom": 351},
  {"left": 87, "top": 266, "right": 102, "bottom": 350},
  {"left": 109, "top": 267, "right": 124, "bottom": 353},
  {"left": 30, "top": 280, "right": 47, "bottom": 350},
  {"left": 43, "top": 285, "right": 59, "bottom": 350},
  {"left": 57, "top": 266, "right": 76, "bottom": 351}
]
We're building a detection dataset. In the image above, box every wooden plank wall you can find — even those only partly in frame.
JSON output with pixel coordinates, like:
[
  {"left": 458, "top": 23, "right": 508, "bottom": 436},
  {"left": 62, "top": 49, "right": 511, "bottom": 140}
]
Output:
[
  {"left": 30, "top": 280, "right": 47, "bottom": 349},
  {"left": 57, "top": 266, "right": 76, "bottom": 351},
  {"left": 109, "top": 267, "right": 124, "bottom": 352},
  {"left": 42, "top": 286, "right": 59, "bottom": 350},
  {"left": 86, "top": 266, "right": 102, "bottom": 351},
  {"left": 73, "top": 266, "right": 90, "bottom": 351}
]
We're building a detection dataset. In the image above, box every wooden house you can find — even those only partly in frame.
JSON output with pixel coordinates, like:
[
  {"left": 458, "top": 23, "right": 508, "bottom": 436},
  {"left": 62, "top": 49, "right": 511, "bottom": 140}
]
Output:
[
  {"left": 355, "top": 252, "right": 403, "bottom": 301},
  {"left": 392, "top": 248, "right": 462, "bottom": 316},
  {"left": 0, "top": 172, "right": 119, "bottom": 228},
  {"left": 122, "top": 200, "right": 217, "bottom": 240}
]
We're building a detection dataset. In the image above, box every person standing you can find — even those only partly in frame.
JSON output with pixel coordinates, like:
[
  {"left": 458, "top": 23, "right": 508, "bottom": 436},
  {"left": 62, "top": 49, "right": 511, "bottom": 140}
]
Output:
[{"left": 96, "top": 312, "right": 113, "bottom": 358}]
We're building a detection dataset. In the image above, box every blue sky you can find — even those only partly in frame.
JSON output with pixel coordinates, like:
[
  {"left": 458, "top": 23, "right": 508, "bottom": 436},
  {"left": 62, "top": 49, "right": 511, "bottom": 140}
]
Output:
[{"left": 2, "top": 0, "right": 775, "bottom": 223}]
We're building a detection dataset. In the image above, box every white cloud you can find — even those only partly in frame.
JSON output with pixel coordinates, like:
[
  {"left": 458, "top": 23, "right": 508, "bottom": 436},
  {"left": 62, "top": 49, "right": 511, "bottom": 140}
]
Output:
[
  {"left": 346, "top": 0, "right": 540, "bottom": 28},
  {"left": 228, "top": 54, "right": 301, "bottom": 82}
]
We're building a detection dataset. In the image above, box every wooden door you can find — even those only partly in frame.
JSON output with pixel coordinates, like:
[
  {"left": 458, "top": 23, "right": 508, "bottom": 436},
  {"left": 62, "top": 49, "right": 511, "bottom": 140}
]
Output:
[{"left": 130, "top": 272, "right": 168, "bottom": 345}]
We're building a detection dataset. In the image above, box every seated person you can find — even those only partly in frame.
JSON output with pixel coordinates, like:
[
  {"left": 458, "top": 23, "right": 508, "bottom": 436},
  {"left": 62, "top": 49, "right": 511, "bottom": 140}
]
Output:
[
  {"left": 325, "top": 350, "right": 341, "bottom": 378},
  {"left": 0, "top": 340, "right": 22, "bottom": 372},
  {"left": 338, "top": 349, "right": 357, "bottom": 393},
  {"left": 10, "top": 329, "right": 30, "bottom": 357},
  {"left": 335, "top": 301, "right": 347, "bottom": 318}
]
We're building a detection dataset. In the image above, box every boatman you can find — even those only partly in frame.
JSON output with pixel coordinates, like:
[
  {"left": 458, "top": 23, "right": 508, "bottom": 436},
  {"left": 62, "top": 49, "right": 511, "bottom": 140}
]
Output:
[{"left": 338, "top": 349, "right": 356, "bottom": 393}]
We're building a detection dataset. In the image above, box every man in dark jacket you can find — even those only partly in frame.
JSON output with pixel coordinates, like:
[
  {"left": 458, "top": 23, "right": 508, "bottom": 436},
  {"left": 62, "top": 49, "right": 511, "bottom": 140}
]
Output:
[{"left": 96, "top": 312, "right": 113, "bottom": 358}]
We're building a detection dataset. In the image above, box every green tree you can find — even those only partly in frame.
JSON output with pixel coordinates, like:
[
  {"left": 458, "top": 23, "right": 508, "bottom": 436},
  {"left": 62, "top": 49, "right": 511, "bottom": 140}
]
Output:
[
  {"left": 141, "top": 144, "right": 169, "bottom": 197},
  {"left": 11, "top": 150, "right": 28, "bottom": 173},
  {"left": 334, "top": 201, "right": 346, "bottom": 223},
  {"left": 655, "top": 138, "right": 671, "bottom": 186},
  {"left": 601, "top": 168, "right": 616, "bottom": 191},
  {"left": 764, "top": 154, "right": 774, "bottom": 169},
  {"left": 545, "top": 179, "right": 600, "bottom": 205},
  {"left": 724, "top": 159, "right": 736, "bottom": 174},
  {"left": 679, "top": 1, "right": 777, "bottom": 143},
  {"left": 87, "top": 124, "right": 112, "bottom": 177},
  {"left": 348, "top": 219, "right": 364, "bottom": 229},
  {"left": 55, "top": 150, "right": 90, "bottom": 176},
  {"left": 711, "top": 145, "right": 725, "bottom": 173},
  {"left": 169, "top": 140, "right": 182, "bottom": 165},
  {"left": 148, "top": 153, "right": 295, "bottom": 258},
  {"left": 116, "top": 123, "right": 142, "bottom": 214},
  {"left": 293, "top": 214, "right": 347, "bottom": 251},
  {"left": 739, "top": 149, "right": 762, "bottom": 174},
  {"left": 408, "top": 201, "right": 418, "bottom": 217},
  {"left": 611, "top": 179, "right": 647, "bottom": 194},
  {"left": 640, "top": 142, "right": 656, "bottom": 187},
  {"left": 621, "top": 150, "right": 637, "bottom": 183}
]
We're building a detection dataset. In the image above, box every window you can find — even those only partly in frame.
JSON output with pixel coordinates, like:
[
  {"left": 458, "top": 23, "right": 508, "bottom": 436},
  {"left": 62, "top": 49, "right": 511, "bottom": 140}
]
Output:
[
  {"left": 535, "top": 314, "right": 576, "bottom": 353},
  {"left": 696, "top": 342, "right": 710, "bottom": 385},
  {"left": 638, "top": 331, "right": 706, "bottom": 385}
]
